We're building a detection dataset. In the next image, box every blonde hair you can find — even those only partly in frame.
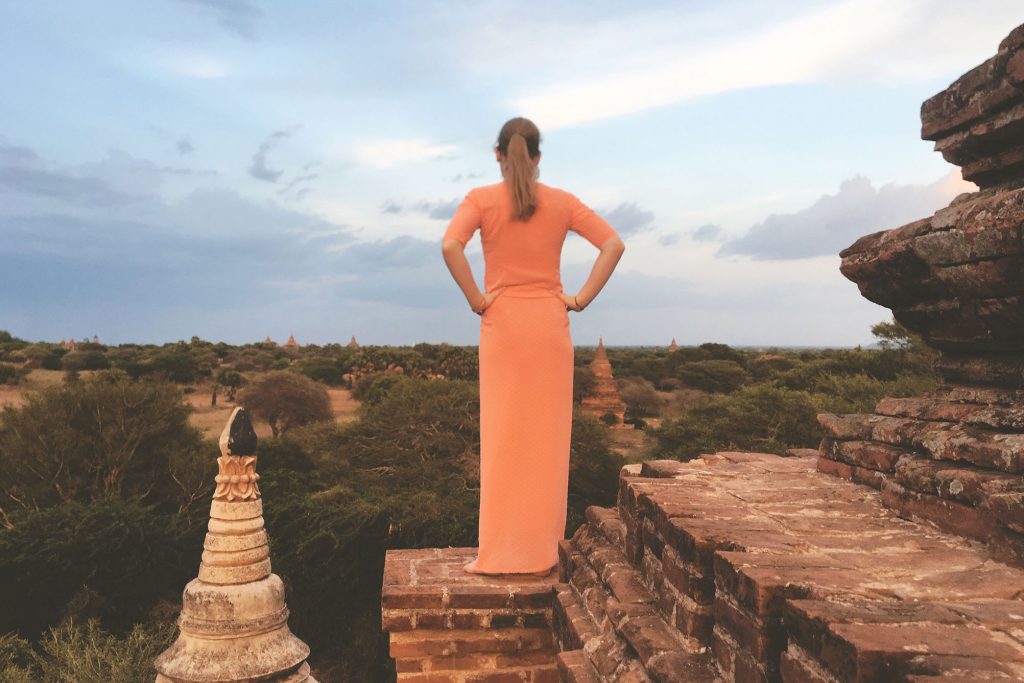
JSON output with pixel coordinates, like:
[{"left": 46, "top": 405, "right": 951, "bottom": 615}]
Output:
[{"left": 496, "top": 117, "right": 542, "bottom": 221}]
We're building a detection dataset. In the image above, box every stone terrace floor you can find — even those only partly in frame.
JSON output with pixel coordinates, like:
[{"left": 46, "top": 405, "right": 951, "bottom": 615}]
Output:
[
  {"left": 382, "top": 452, "right": 1024, "bottom": 682},
  {"left": 624, "top": 453, "right": 1024, "bottom": 682}
]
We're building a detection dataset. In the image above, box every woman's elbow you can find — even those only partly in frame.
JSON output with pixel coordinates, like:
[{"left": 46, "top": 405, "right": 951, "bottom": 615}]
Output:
[
  {"left": 441, "top": 237, "right": 465, "bottom": 255},
  {"left": 602, "top": 235, "right": 625, "bottom": 254}
]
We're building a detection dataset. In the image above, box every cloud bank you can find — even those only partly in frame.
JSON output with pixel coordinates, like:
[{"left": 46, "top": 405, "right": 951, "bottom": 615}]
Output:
[{"left": 717, "top": 171, "right": 975, "bottom": 260}]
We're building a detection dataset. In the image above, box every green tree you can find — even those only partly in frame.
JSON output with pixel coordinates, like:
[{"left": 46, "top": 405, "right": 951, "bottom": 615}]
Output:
[
  {"left": 618, "top": 377, "right": 662, "bottom": 418},
  {"left": 0, "top": 369, "right": 205, "bottom": 513},
  {"left": 0, "top": 499, "right": 203, "bottom": 636},
  {"left": 213, "top": 368, "right": 245, "bottom": 400},
  {"left": 870, "top": 318, "right": 915, "bottom": 350},
  {"left": 649, "top": 383, "right": 820, "bottom": 460},
  {"left": 296, "top": 356, "right": 342, "bottom": 385},
  {"left": 238, "top": 371, "right": 333, "bottom": 437},
  {"left": 678, "top": 359, "right": 750, "bottom": 393},
  {"left": 573, "top": 366, "right": 597, "bottom": 403}
]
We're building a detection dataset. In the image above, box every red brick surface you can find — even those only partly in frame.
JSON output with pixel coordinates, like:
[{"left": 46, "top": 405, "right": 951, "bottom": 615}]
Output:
[{"left": 382, "top": 547, "right": 561, "bottom": 681}]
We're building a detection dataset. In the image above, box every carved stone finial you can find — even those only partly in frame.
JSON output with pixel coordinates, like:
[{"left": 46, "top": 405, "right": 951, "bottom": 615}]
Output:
[
  {"left": 214, "top": 407, "right": 260, "bottom": 502},
  {"left": 219, "top": 406, "right": 258, "bottom": 457}
]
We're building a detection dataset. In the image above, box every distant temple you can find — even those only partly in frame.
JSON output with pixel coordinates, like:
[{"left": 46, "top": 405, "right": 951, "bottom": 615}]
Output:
[
  {"left": 667, "top": 337, "right": 678, "bottom": 352},
  {"left": 60, "top": 337, "right": 77, "bottom": 351},
  {"left": 263, "top": 336, "right": 276, "bottom": 346},
  {"left": 347, "top": 335, "right": 359, "bottom": 348},
  {"left": 580, "top": 337, "right": 629, "bottom": 428},
  {"left": 285, "top": 334, "right": 299, "bottom": 349}
]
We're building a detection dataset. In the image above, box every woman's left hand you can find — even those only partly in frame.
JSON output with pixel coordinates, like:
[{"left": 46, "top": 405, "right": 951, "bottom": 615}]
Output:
[{"left": 473, "top": 288, "right": 505, "bottom": 315}]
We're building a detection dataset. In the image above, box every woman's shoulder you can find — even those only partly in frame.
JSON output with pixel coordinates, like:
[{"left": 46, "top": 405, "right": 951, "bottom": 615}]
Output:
[{"left": 465, "top": 181, "right": 504, "bottom": 204}]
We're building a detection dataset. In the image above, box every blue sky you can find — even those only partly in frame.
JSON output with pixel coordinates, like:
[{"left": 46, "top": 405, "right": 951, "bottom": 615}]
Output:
[{"left": 2, "top": 1, "right": 1022, "bottom": 347}]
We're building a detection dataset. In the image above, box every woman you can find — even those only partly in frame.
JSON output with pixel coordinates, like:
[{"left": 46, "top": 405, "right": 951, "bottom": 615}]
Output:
[{"left": 441, "top": 116, "right": 625, "bottom": 576}]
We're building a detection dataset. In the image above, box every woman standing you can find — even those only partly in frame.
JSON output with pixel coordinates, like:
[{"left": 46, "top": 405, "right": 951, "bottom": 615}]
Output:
[{"left": 441, "top": 117, "right": 625, "bottom": 576}]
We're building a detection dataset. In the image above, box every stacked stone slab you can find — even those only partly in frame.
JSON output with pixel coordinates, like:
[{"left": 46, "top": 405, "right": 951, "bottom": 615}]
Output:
[
  {"left": 381, "top": 547, "right": 561, "bottom": 682},
  {"left": 558, "top": 453, "right": 1024, "bottom": 682},
  {"left": 817, "top": 23, "right": 1024, "bottom": 569}
]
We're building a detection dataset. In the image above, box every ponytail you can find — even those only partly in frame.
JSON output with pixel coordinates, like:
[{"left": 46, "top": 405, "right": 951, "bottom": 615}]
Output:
[{"left": 496, "top": 117, "right": 542, "bottom": 221}]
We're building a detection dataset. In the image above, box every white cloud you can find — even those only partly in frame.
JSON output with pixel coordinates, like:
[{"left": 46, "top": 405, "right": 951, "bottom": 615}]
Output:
[
  {"left": 509, "top": 0, "right": 1024, "bottom": 129},
  {"left": 355, "top": 139, "right": 458, "bottom": 169},
  {"left": 717, "top": 170, "right": 976, "bottom": 260}
]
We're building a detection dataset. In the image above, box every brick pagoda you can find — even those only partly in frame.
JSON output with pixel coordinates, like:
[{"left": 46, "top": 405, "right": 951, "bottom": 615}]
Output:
[{"left": 581, "top": 338, "right": 629, "bottom": 429}]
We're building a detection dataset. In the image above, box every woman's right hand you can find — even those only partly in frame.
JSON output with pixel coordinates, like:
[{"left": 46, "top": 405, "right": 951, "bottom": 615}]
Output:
[{"left": 559, "top": 292, "right": 585, "bottom": 312}]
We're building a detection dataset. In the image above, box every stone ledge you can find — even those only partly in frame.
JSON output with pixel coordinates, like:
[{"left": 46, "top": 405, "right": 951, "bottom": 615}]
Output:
[
  {"left": 382, "top": 547, "right": 561, "bottom": 681},
  {"left": 615, "top": 451, "right": 1024, "bottom": 681}
]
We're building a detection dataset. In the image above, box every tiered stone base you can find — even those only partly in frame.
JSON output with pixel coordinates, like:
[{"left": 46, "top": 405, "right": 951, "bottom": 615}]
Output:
[
  {"left": 381, "top": 547, "right": 561, "bottom": 682},
  {"left": 817, "top": 387, "right": 1024, "bottom": 568},
  {"left": 383, "top": 452, "right": 1024, "bottom": 682}
]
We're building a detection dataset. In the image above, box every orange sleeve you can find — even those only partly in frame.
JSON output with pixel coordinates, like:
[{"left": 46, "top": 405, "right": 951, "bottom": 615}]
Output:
[
  {"left": 568, "top": 191, "right": 618, "bottom": 248},
  {"left": 443, "top": 190, "right": 482, "bottom": 246}
]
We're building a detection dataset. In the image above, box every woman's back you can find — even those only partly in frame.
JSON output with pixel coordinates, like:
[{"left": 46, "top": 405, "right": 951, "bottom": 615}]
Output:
[
  {"left": 444, "top": 181, "right": 618, "bottom": 296},
  {"left": 441, "top": 116, "right": 624, "bottom": 577}
]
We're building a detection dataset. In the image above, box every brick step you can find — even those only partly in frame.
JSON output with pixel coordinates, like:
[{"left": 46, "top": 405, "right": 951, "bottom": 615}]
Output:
[
  {"left": 383, "top": 548, "right": 555, "bottom": 634},
  {"left": 782, "top": 597, "right": 1024, "bottom": 682},
  {"left": 389, "top": 627, "right": 555, "bottom": 659},
  {"left": 617, "top": 452, "right": 1024, "bottom": 682},
  {"left": 556, "top": 650, "right": 601, "bottom": 683},
  {"left": 816, "top": 402, "right": 1024, "bottom": 568},
  {"left": 382, "top": 547, "right": 561, "bottom": 681},
  {"left": 557, "top": 508, "right": 722, "bottom": 682},
  {"left": 396, "top": 663, "right": 561, "bottom": 683},
  {"left": 552, "top": 581, "right": 598, "bottom": 652}
]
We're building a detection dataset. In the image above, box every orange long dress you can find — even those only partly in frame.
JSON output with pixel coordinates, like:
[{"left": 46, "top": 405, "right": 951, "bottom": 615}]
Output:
[{"left": 443, "top": 180, "right": 619, "bottom": 574}]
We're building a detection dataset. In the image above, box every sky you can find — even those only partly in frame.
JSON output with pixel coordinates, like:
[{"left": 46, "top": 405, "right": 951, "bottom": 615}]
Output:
[{"left": 2, "top": 1, "right": 1022, "bottom": 348}]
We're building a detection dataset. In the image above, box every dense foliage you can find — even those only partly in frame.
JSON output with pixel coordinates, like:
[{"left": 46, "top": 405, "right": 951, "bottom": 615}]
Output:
[
  {"left": 643, "top": 321, "right": 938, "bottom": 459},
  {"left": 0, "top": 370, "right": 211, "bottom": 516}
]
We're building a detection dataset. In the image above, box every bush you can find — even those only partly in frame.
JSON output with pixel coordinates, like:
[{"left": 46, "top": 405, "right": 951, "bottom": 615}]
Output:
[
  {"left": 0, "top": 363, "right": 18, "bottom": 385},
  {"left": 649, "top": 383, "right": 820, "bottom": 460},
  {"left": 360, "top": 374, "right": 409, "bottom": 408},
  {"left": 618, "top": 377, "right": 662, "bottom": 418},
  {"left": 656, "top": 377, "right": 681, "bottom": 392},
  {"left": 1, "top": 618, "right": 177, "bottom": 683},
  {"left": 566, "top": 411, "right": 625, "bottom": 532},
  {"left": 61, "top": 351, "right": 110, "bottom": 372},
  {"left": 0, "top": 500, "right": 203, "bottom": 637}
]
